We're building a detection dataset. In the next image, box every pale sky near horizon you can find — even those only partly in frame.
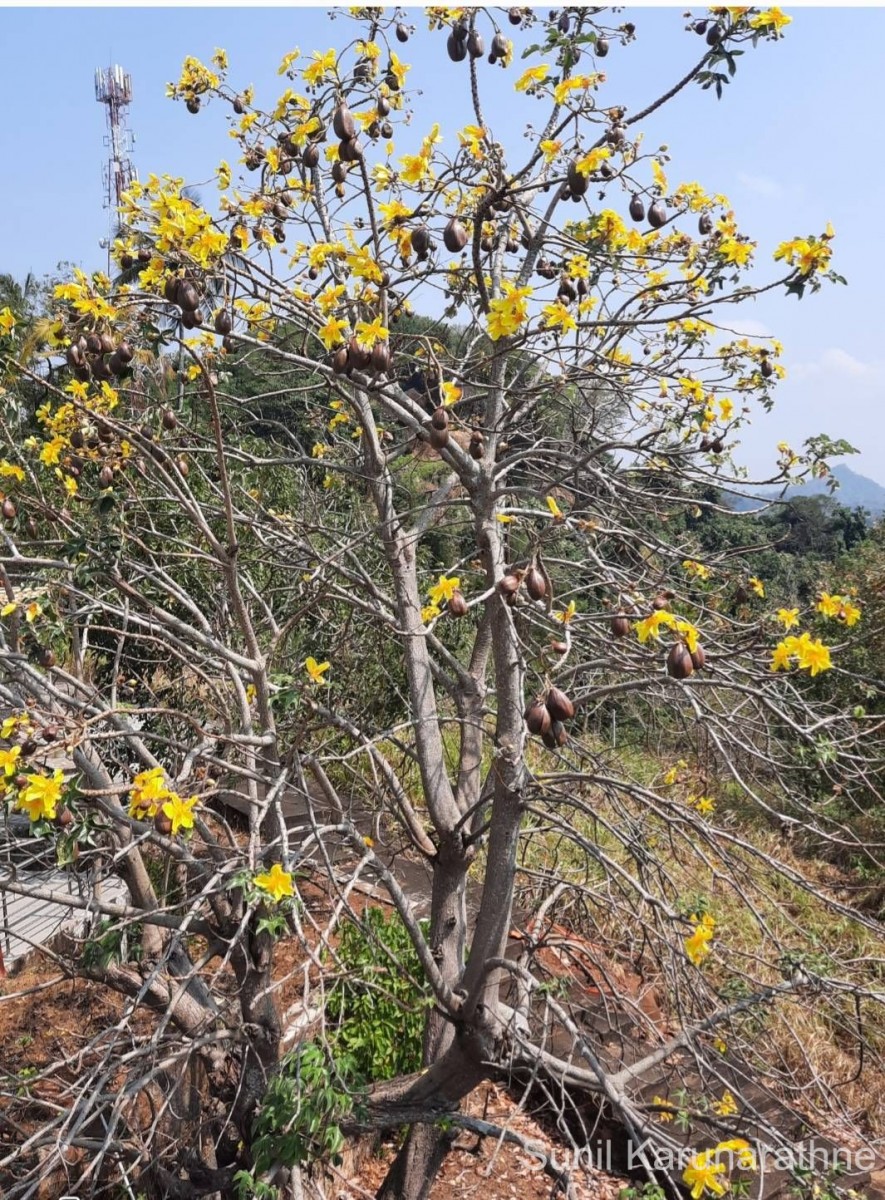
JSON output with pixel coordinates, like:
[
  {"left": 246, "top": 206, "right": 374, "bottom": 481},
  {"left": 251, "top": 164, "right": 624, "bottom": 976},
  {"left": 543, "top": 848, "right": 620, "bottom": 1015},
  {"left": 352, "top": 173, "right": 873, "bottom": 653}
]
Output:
[{"left": 1, "top": 4, "right": 883, "bottom": 484}]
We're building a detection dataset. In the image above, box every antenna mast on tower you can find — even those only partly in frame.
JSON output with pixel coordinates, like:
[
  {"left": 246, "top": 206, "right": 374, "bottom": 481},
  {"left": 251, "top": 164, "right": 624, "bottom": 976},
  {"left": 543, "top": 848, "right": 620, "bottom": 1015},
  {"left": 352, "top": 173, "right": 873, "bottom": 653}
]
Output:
[{"left": 94, "top": 65, "right": 136, "bottom": 271}]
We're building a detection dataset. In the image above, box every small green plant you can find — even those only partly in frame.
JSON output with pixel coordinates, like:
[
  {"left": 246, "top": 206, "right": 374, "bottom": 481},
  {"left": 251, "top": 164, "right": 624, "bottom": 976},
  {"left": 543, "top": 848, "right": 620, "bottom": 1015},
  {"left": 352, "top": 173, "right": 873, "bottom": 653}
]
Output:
[
  {"left": 81, "top": 918, "right": 142, "bottom": 969},
  {"left": 247, "top": 1041, "right": 362, "bottom": 1183},
  {"left": 619, "top": 1181, "right": 668, "bottom": 1200},
  {"left": 326, "top": 906, "right": 432, "bottom": 1082}
]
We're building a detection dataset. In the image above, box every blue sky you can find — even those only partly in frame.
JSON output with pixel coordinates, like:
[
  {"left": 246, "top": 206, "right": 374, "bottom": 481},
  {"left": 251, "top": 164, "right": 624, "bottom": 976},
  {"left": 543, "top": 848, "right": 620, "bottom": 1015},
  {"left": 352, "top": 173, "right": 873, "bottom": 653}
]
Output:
[{"left": 1, "top": 5, "right": 883, "bottom": 484}]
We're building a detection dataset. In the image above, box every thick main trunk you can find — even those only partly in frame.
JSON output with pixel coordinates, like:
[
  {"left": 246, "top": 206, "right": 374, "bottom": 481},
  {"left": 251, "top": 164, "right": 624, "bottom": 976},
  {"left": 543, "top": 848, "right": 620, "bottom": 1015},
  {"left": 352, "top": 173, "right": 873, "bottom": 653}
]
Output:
[{"left": 375, "top": 1122, "right": 452, "bottom": 1200}]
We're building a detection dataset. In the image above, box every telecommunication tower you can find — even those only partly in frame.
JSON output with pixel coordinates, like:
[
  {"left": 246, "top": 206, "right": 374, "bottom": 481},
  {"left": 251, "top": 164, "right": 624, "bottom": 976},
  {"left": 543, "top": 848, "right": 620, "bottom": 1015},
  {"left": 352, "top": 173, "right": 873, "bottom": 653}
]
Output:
[{"left": 94, "top": 65, "right": 136, "bottom": 269}]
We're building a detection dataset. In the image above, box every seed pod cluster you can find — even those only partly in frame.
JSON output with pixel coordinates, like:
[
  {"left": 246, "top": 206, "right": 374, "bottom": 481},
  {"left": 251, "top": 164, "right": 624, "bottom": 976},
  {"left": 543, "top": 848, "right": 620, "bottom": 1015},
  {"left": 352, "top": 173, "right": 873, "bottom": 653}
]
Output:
[
  {"left": 525, "top": 684, "right": 576, "bottom": 748},
  {"left": 65, "top": 332, "right": 134, "bottom": 383}
]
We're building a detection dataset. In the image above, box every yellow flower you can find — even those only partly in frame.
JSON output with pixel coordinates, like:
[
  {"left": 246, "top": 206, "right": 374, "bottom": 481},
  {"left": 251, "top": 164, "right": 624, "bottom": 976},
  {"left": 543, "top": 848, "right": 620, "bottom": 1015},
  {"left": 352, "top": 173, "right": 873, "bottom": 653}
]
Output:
[
  {"left": 685, "top": 919, "right": 715, "bottom": 967},
  {"left": 318, "top": 316, "right": 348, "bottom": 350},
  {"left": 387, "top": 51, "right": 409, "bottom": 91},
  {"left": 539, "top": 138, "right": 561, "bottom": 162},
  {"left": 683, "top": 1152, "right": 729, "bottom": 1200},
  {"left": 496, "top": 514, "right": 515, "bottom": 524},
  {"left": 254, "top": 862, "right": 294, "bottom": 902},
  {"left": 695, "top": 796, "right": 715, "bottom": 816},
  {"left": 542, "top": 301, "right": 577, "bottom": 334},
  {"left": 718, "top": 236, "right": 754, "bottom": 267},
  {"left": 421, "top": 602, "right": 442, "bottom": 624},
  {"left": 354, "top": 315, "right": 388, "bottom": 349},
  {"left": 515, "top": 63, "right": 549, "bottom": 92},
  {"left": 0, "top": 307, "right": 16, "bottom": 335},
  {"left": 428, "top": 575, "right": 460, "bottom": 606},
  {"left": 15, "top": 769, "right": 65, "bottom": 823},
  {"left": 0, "top": 745, "right": 22, "bottom": 776},
  {"left": 161, "top": 793, "right": 197, "bottom": 835},
  {"left": 748, "top": 576, "right": 765, "bottom": 598},
  {"left": 653, "top": 1095, "right": 675, "bottom": 1122},
  {"left": 635, "top": 610, "right": 675, "bottom": 644},
  {"left": 304, "top": 656, "right": 330, "bottom": 684},
  {"left": 712, "top": 1091, "right": 738, "bottom": 1117},
  {"left": 554, "top": 600, "right": 576, "bottom": 624},
  {"left": 278, "top": 48, "right": 301, "bottom": 74},
  {"left": 794, "top": 634, "right": 831, "bottom": 677},
  {"left": 440, "top": 380, "right": 462, "bottom": 407},
  {"left": 25, "top": 602, "right": 42, "bottom": 623},
  {"left": 683, "top": 560, "right": 710, "bottom": 581},
  {"left": 553, "top": 74, "right": 598, "bottom": 106},
  {"left": 748, "top": 7, "right": 792, "bottom": 32},
  {"left": 839, "top": 599, "right": 861, "bottom": 627},
  {"left": 777, "top": 607, "right": 799, "bottom": 630},
  {"left": 487, "top": 281, "right": 532, "bottom": 341},
  {"left": 39, "top": 437, "right": 65, "bottom": 467},
  {"left": 129, "top": 766, "right": 171, "bottom": 818},
  {"left": 770, "top": 638, "right": 796, "bottom": 672},
  {"left": 718, "top": 398, "right": 735, "bottom": 422},
  {"left": 546, "top": 495, "right": 564, "bottom": 520},
  {"left": 574, "top": 147, "right": 611, "bottom": 177},
  {"left": 302, "top": 48, "right": 337, "bottom": 87}
]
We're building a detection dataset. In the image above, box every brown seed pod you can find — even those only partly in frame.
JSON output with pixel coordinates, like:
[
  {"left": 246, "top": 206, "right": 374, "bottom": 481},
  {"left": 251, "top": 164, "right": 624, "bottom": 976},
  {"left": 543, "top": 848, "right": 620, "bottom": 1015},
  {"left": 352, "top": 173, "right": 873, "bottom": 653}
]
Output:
[
  {"left": 567, "top": 161, "right": 589, "bottom": 197},
  {"left": 99, "top": 333, "right": 115, "bottom": 355},
  {"left": 549, "top": 640, "right": 568, "bottom": 654},
  {"left": 339, "top": 137, "right": 364, "bottom": 163},
  {"left": 469, "top": 431, "right": 485, "bottom": 460},
  {"left": 92, "top": 357, "right": 113, "bottom": 382},
  {"left": 164, "top": 276, "right": 180, "bottom": 304},
  {"left": 610, "top": 612, "right": 631, "bottom": 639},
  {"left": 467, "top": 29, "right": 484, "bottom": 58},
  {"left": 332, "top": 103, "right": 356, "bottom": 141},
  {"left": 2, "top": 497, "right": 16, "bottom": 521},
  {"left": 509, "top": 6, "right": 523, "bottom": 24},
  {"left": 525, "top": 700, "right": 552, "bottom": 737},
  {"left": 447, "top": 31, "right": 468, "bottom": 61},
  {"left": 37, "top": 647, "right": 56, "bottom": 669},
  {"left": 542, "top": 720, "right": 567, "bottom": 749},
  {"left": 629, "top": 194, "right": 646, "bottom": 223},
  {"left": 120, "top": 253, "right": 134, "bottom": 269},
  {"left": 186, "top": 97, "right": 201, "bottom": 115},
  {"left": 710, "top": 437, "right": 724, "bottom": 454},
  {"left": 428, "top": 425, "right": 450, "bottom": 450},
  {"left": 302, "top": 142, "right": 320, "bottom": 169},
  {"left": 524, "top": 566, "right": 547, "bottom": 602},
  {"left": 214, "top": 309, "right": 233, "bottom": 336},
  {"left": 652, "top": 590, "right": 675, "bottom": 610},
  {"left": 66, "top": 344, "right": 84, "bottom": 370},
  {"left": 698, "top": 212, "right": 713, "bottom": 236},
  {"left": 546, "top": 686, "right": 575, "bottom": 722},
  {"left": 177, "top": 280, "right": 200, "bottom": 312},
  {"left": 233, "top": 95, "right": 245, "bottom": 114},
  {"left": 411, "top": 225, "right": 431, "bottom": 257},
  {"left": 331, "top": 346, "right": 349, "bottom": 375},
  {"left": 448, "top": 589, "right": 468, "bottom": 618},
  {"left": 498, "top": 573, "right": 521, "bottom": 598},
  {"left": 98, "top": 465, "right": 114, "bottom": 488},
  {"left": 431, "top": 406, "right": 449, "bottom": 430},
  {"left": 154, "top": 810, "right": 173, "bottom": 836},
  {"left": 690, "top": 644, "right": 706, "bottom": 671},
  {"left": 162, "top": 408, "right": 177, "bottom": 431},
  {"left": 648, "top": 200, "right": 667, "bottom": 229},
  {"left": 371, "top": 340, "right": 391, "bottom": 373},
  {"left": 595, "top": 35, "right": 609, "bottom": 57},
  {"left": 26, "top": 516, "right": 38, "bottom": 538},
  {"left": 443, "top": 217, "right": 469, "bottom": 253},
  {"left": 346, "top": 337, "right": 372, "bottom": 372},
  {"left": 331, "top": 161, "right": 348, "bottom": 185},
  {"left": 667, "top": 643, "right": 694, "bottom": 680},
  {"left": 176, "top": 457, "right": 189, "bottom": 478},
  {"left": 396, "top": 22, "right": 409, "bottom": 43},
  {"left": 85, "top": 333, "right": 103, "bottom": 354},
  {"left": 377, "top": 95, "right": 391, "bottom": 117},
  {"left": 760, "top": 357, "right": 773, "bottom": 378}
]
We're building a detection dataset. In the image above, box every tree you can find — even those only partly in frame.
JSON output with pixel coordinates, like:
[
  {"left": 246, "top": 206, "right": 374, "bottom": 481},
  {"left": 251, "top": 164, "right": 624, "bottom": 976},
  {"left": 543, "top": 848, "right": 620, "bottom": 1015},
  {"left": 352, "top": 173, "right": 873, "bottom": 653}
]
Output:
[{"left": 1, "top": 10, "right": 882, "bottom": 1200}]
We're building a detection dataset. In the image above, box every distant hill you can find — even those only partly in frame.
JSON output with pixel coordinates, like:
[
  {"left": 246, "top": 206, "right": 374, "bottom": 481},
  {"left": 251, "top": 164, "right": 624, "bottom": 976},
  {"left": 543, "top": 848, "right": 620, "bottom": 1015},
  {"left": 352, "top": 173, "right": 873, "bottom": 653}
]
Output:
[{"left": 726, "top": 465, "right": 885, "bottom": 517}]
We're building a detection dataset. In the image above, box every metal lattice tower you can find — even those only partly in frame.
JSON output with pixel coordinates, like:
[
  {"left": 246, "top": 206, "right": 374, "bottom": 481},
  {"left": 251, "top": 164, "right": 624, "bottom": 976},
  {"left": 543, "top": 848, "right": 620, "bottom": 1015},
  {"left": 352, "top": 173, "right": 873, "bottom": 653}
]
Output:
[{"left": 94, "top": 65, "right": 136, "bottom": 268}]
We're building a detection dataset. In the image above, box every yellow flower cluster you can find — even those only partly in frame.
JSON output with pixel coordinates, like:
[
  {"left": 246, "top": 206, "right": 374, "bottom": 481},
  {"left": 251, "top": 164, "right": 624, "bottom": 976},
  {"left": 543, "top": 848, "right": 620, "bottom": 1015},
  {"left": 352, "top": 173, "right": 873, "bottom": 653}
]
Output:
[
  {"left": 487, "top": 281, "right": 532, "bottom": 341},
  {"left": 635, "top": 610, "right": 700, "bottom": 654},
  {"left": 817, "top": 591, "right": 861, "bottom": 626},
  {"left": 128, "top": 767, "right": 197, "bottom": 834},
  {"left": 13, "top": 770, "right": 65, "bottom": 823},
  {"left": 770, "top": 632, "right": 832, "bottom": 676},
  {"left": 683, "top": 1139, "right": 756, "bottom": 1200}
]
